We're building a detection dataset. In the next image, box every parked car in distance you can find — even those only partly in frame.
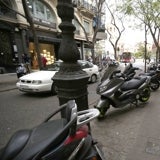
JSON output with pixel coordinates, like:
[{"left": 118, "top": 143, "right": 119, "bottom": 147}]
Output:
[
  {"left": 79, "top": 60, "right": 100, "bottom": 83},
  {"left": 16, "top": 60, "right": 100, "bottom": 95}
]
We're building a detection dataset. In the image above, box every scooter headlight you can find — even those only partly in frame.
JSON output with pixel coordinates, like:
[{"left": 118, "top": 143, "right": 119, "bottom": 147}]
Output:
[{"left": 98, "top": 85, "right": 107, "bottom": 93}]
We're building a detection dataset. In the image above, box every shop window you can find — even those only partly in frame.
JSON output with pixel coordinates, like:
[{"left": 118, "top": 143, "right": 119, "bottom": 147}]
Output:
[{"left": 29, "top": 42, "right": 55, "bottom": 69}]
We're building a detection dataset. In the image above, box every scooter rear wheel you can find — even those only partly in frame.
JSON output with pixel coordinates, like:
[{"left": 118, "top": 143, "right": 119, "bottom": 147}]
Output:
[
  {"left": 139, "top": 87, "right": 150, "bottom": 102},
  {"left": 150, "top": 79, "right": 160, "bottom": 91}
]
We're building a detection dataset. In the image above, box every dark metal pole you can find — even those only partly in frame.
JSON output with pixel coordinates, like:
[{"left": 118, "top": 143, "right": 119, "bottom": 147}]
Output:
[
  {"left": 53, "top": 0, "right": 89, "bottom": 117},
  {"left": 144, "top": 24, "right": 147, "bottom": 72}
]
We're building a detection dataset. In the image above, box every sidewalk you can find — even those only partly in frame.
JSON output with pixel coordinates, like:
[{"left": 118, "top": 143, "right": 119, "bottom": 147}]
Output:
[{"left": 0, "top": 73, "right": 18, "bottom": 92}]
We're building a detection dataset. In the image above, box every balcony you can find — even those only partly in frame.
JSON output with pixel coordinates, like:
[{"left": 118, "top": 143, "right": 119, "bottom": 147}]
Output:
[
  {"left": 73, "top": 0, "right": 96, "bottom": 18},
  {"left": 93, "top": 17, "right": 106, "bottom": 32}
]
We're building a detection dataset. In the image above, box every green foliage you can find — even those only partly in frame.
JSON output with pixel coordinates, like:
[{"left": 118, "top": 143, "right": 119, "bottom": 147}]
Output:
[{"left": 119, "top": 0, "right": 160, "bottom": 58}]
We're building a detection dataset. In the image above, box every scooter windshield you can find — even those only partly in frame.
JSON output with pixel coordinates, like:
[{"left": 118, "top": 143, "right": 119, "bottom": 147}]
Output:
[{"left": 101, "top": 65, "right": 119, "bottom": 82}]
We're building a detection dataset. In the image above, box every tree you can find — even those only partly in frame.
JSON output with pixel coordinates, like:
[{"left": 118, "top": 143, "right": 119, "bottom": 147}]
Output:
[
  {"left": 21, "top": 0, "right": 42, "bottom": 69},
  {"left": 121, "top": 0, "right": 160, "bottom": 62},
  {"left": 105, "top": 1, "right": 125, "bottom": 60},
  {"left": 135, "top": 42, "right": 148, "bottom": 58}
]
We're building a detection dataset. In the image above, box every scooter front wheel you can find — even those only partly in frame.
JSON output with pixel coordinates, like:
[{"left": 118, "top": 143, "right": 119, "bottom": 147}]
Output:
[
  {"left": 95, "top": 98, "right": 110, "bottom": 119},
  {"left": 139, "top": 87, "right": 151, "bottom": 102}
]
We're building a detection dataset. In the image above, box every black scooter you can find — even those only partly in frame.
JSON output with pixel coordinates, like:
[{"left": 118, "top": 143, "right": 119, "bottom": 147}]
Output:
[
  {"left": 95, "top": 66, "right": 151, "bottom": 119},
  {"left": 122, "top": 63, "right": 160, "bottom": 91},
  {"left": 111, "top": 63, "right": 159, "bottom": 91},
  {"left": 146, "top": 63, "right": 160, "bottom": 82},
  {"left": 0, "top": 100, "right": 105, "bottom": 160}
]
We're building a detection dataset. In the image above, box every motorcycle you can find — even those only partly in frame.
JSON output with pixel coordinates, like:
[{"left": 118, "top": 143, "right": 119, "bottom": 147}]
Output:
[
  {"left": 147, "top": 62, "right": 160, "bottom": 82},
  {"left": 95, "top": 65, "right": 151, "bottom": 119},
  {"left": 115, "top": 63, "right": 160, "bottom": 91},
  {"left": 0, "top": 100, "right": 105, "bottom": 160}
]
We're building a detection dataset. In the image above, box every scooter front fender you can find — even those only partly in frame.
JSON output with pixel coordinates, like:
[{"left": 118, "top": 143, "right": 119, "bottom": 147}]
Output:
[
  {"left": 95, "top": 97, "right": 110, "bottom": 110},
  {"left": 96, "top": 97, "right": 108, "bottom": 109}
]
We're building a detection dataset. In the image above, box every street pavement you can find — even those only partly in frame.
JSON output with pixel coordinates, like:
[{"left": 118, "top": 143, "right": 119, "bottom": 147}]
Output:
[
  {"left": 0, "top": 73, "right": 18, "bottom": 92},
  {"left": 1, "top": 68, "right": 160, "bottom": 160}
]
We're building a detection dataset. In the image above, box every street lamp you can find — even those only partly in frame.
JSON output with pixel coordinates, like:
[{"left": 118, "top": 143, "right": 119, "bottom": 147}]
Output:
[{"left": 53, "top": 0, "right": 89, "bottom": 117}]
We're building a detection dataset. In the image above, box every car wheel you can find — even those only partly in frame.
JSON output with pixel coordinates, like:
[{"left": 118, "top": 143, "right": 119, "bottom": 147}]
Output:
[
  {"left": 91, "top": 74, "right": 97, "bottom": 83},
  {"left": 51, "top": 83, "right": 57, "bottom": 95}
]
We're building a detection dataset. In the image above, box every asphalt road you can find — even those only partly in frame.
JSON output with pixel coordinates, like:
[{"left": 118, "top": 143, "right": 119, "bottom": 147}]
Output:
[{"left": 0, "top": 60, "right": 160, "bottom": 160}]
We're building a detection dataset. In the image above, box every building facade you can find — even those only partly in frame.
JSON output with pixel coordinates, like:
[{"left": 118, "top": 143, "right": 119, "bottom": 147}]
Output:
[{"left": 0, "top": 0, "right": 105, "bottom": 72}]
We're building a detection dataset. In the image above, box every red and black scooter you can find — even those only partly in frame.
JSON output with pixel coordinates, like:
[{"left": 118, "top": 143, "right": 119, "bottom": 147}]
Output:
[{"left": 0, "top": 100, "right": 105, "bottom": 160}]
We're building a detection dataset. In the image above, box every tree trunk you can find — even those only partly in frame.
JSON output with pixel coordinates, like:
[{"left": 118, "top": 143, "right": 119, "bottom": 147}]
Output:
[{"left": 21, "top": 0, "right": 42, "bottom": 69}]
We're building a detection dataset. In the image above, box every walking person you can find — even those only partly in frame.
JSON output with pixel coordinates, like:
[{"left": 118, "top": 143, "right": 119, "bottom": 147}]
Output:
[
  {"left": 41, "top": 55, "right": 48, "bottom": 69},
  {"left": 22, "top": 53, "right": 30, "bottom": 73}
]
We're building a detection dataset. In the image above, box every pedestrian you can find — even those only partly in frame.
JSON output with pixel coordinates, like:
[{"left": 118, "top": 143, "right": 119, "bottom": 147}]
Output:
[
  {"left": 22, "top": 53, "right": 30, "bottom": 73},
  {"left": 41, "top": 55, "right": 47, "bottom": 68}
]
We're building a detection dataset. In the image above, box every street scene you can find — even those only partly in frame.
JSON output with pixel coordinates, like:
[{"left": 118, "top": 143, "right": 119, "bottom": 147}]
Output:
[
  {"left": 0, "top": 0, "right": 160, "bottom": 160},
  {"left": 1, "top": 60, "right": 160, "bottom": 160}
]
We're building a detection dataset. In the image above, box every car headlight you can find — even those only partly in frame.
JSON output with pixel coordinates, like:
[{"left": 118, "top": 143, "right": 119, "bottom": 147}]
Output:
[{"left": 32, "top": 80, "right": 42, "bottom": 84}]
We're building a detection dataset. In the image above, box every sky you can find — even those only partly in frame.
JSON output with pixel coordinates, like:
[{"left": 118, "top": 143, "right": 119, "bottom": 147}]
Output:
[{"left": 105, "top": 27, "right": 153, "bottom": 54}]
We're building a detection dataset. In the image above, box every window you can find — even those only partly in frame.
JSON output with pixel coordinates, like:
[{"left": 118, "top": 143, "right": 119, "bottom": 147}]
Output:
[
  {"left": 84, "top": 20, "right": 90, "bottom": 34},
  {"left": 27, "top": 0, "right": 55, "bottom": 23},
  {"left": 73, "top": 19, "right": 80, "bottom": 34},
  {"left": 0, "top": 0, "right": 16, "bottom": 18}
]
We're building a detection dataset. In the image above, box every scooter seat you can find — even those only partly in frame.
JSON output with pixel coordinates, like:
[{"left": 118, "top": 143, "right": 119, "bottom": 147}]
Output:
[
  {"left": 1, "top": 119, "right": 68, "bottom": 160},
  {"left": 121, "top": 77, "right": 147, "bottom": 91},
  {"left": 0, "top": 130, "right": 30, "bottom": 160},
  {"left": 139, "top": 71, "right": 155, "bottom": 76}
]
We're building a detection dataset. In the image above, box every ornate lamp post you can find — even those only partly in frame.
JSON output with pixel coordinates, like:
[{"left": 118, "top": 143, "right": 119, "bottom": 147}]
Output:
[{"left": 53, "top": 0, "right": 89, "bottom": 117}]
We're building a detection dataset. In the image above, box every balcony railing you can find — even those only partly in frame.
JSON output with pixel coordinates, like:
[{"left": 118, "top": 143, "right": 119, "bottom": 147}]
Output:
[{"left": 73, "top": 0, "right": 97, "bottom": 14}]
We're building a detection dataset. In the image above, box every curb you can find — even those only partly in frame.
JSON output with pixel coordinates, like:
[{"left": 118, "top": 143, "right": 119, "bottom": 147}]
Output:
[{"left": 0, "top": 87, "right": 17, "bottom": 93}]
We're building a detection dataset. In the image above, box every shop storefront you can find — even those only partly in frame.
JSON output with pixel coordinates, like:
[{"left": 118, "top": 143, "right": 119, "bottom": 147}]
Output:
[{"left": 29, "top": 42, "right": 56, "bottom": 69}]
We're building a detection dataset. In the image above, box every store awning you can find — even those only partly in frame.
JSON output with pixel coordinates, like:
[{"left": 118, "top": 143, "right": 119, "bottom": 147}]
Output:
[{"left": 38, "top": 36, "right": 61, "bottom": 43}]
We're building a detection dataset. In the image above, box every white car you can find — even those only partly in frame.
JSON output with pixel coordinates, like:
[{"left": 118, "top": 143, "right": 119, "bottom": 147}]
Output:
[{"left": 16, "top": 60, "right": 100, "bottom": 95}]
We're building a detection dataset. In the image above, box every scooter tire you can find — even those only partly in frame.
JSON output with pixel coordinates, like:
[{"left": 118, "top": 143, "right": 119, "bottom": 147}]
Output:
[
  {"left": 97, "top": 104, "right": 109, "bottom": 120},
  {"left": 139, "top": 87, "right": 151, "bottom": 102},
  {"left": 150, "top": 79, "right": 160, "bottom": 91}
]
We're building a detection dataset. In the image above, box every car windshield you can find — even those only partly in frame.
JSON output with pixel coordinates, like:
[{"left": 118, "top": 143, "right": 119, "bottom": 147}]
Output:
[{"left": 45, "top": 62, "right": 61, "bottom": 71}]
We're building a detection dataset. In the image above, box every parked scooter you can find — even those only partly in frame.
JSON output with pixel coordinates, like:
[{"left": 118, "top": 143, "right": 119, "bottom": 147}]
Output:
[
  {"left": 121, "top": 63, "right": 160, "bottom": 91},
  {"left": 147, "top": 62, "right": 160, "bottom": 82},
  {"left": 0, "top": 100, "right": 105, "bottom": 160},
  {"left": 95, "top": 65, "right": 151, "bottom": 119},
  {"left": 110, "top": 63, "right": 160, "bottom": 91}
]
